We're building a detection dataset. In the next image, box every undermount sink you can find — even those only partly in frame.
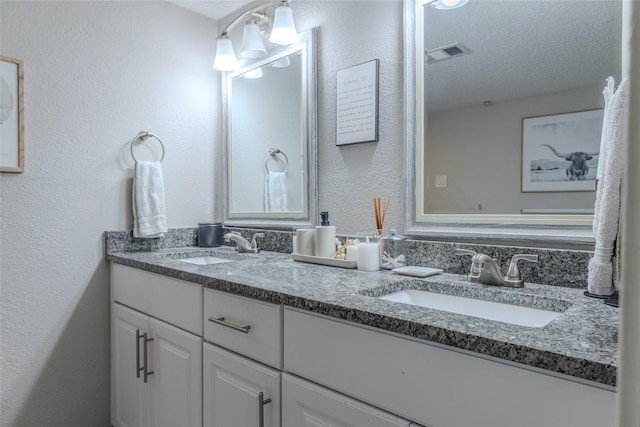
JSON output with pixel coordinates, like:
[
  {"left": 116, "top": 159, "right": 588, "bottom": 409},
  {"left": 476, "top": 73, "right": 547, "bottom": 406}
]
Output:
[
  {"left": 177, "top": 256, "right": 234, "bottom": 265},
  {"left": 378, "top": 289, "right": 565, "bottom": 328}
]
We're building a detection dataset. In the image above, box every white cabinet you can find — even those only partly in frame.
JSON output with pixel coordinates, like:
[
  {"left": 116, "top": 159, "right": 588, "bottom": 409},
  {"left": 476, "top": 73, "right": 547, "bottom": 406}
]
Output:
[
  {"left": 203, "top": 342, "right": 281, "bottom": 427},
  {"left": 112, "top": 303, "right": 202, "bottom": 427},
  {"left": 282, "top": 373, "right": 412, "bottom": 427},
  {"left": 112, "top": 303, "right": 149, "bottom": 427},
  {"left": 111, "top": 264, "right": 203, "bottom": 427},
  {"left": 284, "top": 308, "right": 616, "bottom": 427}
]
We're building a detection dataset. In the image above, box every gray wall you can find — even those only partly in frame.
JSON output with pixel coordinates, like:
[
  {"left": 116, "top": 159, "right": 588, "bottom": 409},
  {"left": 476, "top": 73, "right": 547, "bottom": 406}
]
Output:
[{"left": 425, "top": 85, "right": 603, "bottom": 214}]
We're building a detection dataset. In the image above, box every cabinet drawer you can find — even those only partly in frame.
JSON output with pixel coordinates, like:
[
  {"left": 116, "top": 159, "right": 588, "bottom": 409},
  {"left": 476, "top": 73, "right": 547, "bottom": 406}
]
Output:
[
  {"left": 111, "top": 263, "right": 203, "bottom": 335},
  {"left": 204, "top": 289, "right": 283, "bottom": 369},
  {"left": 282, "top": 373, "right": 411, "bottom": 427},
  {"left": 284, "top": 308, "right": 615, "bottom": 427}
]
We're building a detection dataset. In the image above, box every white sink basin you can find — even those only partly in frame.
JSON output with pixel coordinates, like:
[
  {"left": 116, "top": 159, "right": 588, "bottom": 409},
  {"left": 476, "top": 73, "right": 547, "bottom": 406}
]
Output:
[
  {"left": 378, "top": 290, "right": 562, "bottom": 327},
  {"left": 178, "top": 256, "right": 233, "bottom": 265}
]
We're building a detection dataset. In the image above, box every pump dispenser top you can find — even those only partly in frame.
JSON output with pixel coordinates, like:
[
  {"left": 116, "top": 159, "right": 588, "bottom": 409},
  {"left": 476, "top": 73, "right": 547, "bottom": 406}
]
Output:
[
  {"left": 320, "top": 211, "right": 330, "bottom": 226},
  {"left": 315, "top": 211, "right": 336, "bottom": 258}
]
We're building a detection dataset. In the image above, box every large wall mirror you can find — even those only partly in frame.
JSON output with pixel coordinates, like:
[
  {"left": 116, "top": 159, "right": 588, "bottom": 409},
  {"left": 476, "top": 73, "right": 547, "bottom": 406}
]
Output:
[
  {"left": 404, "top": 0, "right": 623, "bottom": 246},
  {"left": 223, "top": 29, "right": 317, "bottom": 229}
]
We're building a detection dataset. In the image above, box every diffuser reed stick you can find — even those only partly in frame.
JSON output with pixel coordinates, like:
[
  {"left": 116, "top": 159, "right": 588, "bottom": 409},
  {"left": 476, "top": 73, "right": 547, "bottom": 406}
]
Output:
[{"left": 373, "top": 197, "right": 390, "bottom": 232}]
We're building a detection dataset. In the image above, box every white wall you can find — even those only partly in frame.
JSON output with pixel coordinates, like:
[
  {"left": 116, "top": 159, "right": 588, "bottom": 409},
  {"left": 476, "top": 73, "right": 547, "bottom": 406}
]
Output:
[{"left": 0, "top": 1, "right": 218, "bottom": 425}]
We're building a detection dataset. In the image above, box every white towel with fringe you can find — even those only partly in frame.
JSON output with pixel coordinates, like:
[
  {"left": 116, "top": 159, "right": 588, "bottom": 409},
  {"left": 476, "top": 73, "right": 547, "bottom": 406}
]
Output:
[
  {"left": 133, "top": 161, "right": 168, "bottom": 238},
  {"left": 588, "top": 78, "right": 629, "bottom": 295},
  {"left": 264, "top": 171, "right": 287, "bottom": 212}
]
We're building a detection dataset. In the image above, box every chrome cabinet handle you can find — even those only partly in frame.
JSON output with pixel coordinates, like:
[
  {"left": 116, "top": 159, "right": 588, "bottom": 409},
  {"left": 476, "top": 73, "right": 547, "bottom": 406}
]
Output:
[
  {"left": 258, "top": 392, "right": 272, "bottom": 427},
  {"left": 143, "top": 332, "right": 154, "bottom": 383},
  {"left": 208, "top": 316, "right": 251, "bottom": 334},
  {"left": 136, "top": 329, "right": 143, "bottom": 379}
]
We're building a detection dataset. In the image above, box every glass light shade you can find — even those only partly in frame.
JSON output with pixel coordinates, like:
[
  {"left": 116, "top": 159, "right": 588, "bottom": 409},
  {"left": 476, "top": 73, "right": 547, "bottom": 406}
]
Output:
[
  {"left": 431, "top": 0, "right": 470, "bottom": 10},
  {"left": 269, "top": 4, "right": 299, "bottom": 45},
  {"left": 240, "top": 22, "right": 267, "bottom": 58},
  {"left": 270, "top": 56, "right": 291, "bottom": 68},
  {"left": 213, "top": 37, "right": 239, "bottom": 71},
  {"left": 242, "top": 68, "right": 264, "bottom": 79}
]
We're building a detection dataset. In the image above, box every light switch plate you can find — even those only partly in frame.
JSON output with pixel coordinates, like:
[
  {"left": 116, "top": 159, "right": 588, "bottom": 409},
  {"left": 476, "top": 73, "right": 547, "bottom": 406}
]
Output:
[{"left": 435, "top": 175, "right": 447, "bottom": 188}]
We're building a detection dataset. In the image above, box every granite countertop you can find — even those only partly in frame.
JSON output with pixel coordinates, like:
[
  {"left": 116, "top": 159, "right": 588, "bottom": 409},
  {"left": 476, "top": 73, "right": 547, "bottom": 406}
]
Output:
[{"left": 106, "top": 246, "right": 619, "bottom": 387}]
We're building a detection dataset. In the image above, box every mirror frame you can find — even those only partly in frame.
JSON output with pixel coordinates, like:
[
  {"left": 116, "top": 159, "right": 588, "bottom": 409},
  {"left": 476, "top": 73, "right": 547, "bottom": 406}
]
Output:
[
  {"left": 222, "top": 28, "right": 318, "bottom": 230},
  {"left": 403, "top": 0, "right": 597, "bottom": 248}
]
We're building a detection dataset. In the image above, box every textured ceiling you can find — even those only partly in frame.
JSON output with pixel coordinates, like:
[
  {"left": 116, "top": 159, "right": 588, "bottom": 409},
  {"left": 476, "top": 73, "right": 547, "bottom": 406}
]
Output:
[{"left": 424, "top": 0, "right": 623, "bottom": 112}]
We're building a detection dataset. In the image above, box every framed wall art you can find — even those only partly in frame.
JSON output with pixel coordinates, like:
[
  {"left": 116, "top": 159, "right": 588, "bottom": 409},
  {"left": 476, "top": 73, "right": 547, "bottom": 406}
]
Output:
[
  {"left": 336, "top": 59, "right": 379, "bottom": 146},
  {"left": 521, "top": 109, "right": 603, "bottom": 192},
  {"left": 1, "top": 55, "right": 24, "bottom": 173}
]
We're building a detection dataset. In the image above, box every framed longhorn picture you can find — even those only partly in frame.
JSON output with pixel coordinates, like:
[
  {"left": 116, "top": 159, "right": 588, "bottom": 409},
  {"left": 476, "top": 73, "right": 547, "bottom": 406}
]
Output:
[{"left": 521, "top": 109, "right": 603, "bottom": 192}]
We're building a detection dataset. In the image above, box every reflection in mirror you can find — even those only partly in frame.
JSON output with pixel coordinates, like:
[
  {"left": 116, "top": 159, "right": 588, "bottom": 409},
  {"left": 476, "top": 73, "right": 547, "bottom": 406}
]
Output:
[
  {"left": 223, "top": 29, "right": 317, "bottom": 229},
  {"left": 406, "top": 0, "right": 622, "bottom": 243}
]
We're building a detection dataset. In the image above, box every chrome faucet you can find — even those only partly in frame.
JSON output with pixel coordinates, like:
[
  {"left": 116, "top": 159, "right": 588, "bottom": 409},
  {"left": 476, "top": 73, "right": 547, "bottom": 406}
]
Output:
[
  {"left": 454, "top": 249, "right": 538, "bottom": 288},
  {"left": 224, "top": 232, "right": 264, "bottom": 253}
]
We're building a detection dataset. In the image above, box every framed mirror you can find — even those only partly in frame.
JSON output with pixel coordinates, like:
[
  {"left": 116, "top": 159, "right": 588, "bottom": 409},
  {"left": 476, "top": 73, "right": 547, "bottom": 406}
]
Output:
[
  {"left": 223, "top": 29, "right": 317, "bottom": 229},
  {"left": 404, "top": 0, "right": 622, "bottom": 246}
]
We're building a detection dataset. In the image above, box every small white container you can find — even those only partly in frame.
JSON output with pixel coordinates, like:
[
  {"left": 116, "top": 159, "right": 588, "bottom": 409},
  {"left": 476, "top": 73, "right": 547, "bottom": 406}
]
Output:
[
  {"left": 314, "top": 226, "right": 336, "bottom": 258},
  {"left": 295, "top": 229, "right": 315, "bottom": 256}
]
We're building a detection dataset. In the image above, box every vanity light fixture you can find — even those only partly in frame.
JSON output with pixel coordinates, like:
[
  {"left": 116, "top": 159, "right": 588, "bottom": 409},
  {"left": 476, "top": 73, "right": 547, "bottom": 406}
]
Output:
[
  {"left": 431, "top": 0, "right": 470, "bottom": 10},
  {"left": 212, "top": 0, "right": 299, "bottom": 71}
]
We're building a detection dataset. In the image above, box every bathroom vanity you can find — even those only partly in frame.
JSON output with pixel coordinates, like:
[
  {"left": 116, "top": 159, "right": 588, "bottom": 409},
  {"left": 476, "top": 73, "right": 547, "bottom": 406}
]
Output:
[{"left": 107, "top": 234, "right": 618, "bottom": 427}]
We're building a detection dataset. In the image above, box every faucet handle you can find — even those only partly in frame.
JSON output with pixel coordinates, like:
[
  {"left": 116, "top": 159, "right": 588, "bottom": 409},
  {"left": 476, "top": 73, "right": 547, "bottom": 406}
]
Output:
[
  {"left": 251, "top": 233, "right": 265, "bottom": 251},
  {"left": 505, "top": 254, "right": 538, "bottom": 282},
  {"left": 453, "top": 248, "right": 476, "bottom": 257}
]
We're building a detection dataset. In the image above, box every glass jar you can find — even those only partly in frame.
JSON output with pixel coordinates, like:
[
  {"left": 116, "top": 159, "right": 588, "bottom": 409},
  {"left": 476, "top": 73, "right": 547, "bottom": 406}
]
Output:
[{"left": 379, "top": 229, "right": 407, "bottom": 269}]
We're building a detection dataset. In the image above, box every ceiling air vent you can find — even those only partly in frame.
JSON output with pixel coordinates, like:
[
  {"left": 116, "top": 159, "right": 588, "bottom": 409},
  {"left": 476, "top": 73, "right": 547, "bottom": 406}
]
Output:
[{"left": 426, "top": 43, "right": 471, "bottom": 63}]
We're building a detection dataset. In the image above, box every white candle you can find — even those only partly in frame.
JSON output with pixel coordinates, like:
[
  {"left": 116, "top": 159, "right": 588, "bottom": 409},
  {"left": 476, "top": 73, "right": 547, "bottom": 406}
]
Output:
[
  {"left": 357, "top": 242, "right": 380, "bottom": 271},
  {"left": 346, "top": 244, "right": 358, "bottom": 261}
]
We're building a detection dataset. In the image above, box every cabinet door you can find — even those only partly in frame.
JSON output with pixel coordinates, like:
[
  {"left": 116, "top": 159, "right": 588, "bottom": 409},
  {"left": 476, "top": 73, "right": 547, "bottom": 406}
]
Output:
[
  {"left": 203, "top": 342, "right": 281, "bottom": 427},
  {"left": 112, "top": 304, "right": 150, "bottom": 427},
  {"left": 149, "top": 318, "right": 202, "bottom": 427},
  {"left": 282, "top": 373, "right": 411, "bottom": 427}
]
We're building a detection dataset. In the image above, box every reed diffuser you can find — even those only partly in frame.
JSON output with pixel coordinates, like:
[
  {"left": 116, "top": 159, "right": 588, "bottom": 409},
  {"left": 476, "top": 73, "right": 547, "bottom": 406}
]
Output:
[{"left": 373, "top": 197, "right": 390, "bottom": 235}]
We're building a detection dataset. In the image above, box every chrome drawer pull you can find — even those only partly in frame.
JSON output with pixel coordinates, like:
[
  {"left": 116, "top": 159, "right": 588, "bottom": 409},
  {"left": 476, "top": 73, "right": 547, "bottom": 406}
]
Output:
[
  {"left": 136, "top": 329, "right": 143, "bottom": 379},
  {"left": 208, "top": 316, "right": 251, "bottom": 334},
  {"left": 258, "top": 392, "right": 272, "bottom": 427},
  {"left": 143, "top": 332, "right": 154, "bottom": 383}
]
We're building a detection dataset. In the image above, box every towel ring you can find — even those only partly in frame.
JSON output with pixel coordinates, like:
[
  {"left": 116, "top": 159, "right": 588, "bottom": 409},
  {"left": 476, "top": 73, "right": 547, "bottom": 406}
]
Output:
[
  {"left": 130, "top": 131, "right": 165, "bottom": 163},
  {"left": 264, "top": 148, "right": 289, "bottom": 174}
]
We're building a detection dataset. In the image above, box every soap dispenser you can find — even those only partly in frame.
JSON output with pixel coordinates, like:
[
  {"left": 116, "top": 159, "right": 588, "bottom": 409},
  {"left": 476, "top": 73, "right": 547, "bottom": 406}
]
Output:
[{"left": 315, "top": 211, "right": 336, "bottom": 258}]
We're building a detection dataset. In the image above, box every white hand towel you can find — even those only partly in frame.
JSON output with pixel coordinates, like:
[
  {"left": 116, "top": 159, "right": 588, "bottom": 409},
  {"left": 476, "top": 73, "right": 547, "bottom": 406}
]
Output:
[
  {"left": 132, "top": 161, "right": 168, "bottom": 238},
  {"left": 264, "top": 171, "right": 288, "bottom": 212},
  {"left": 588, "top": 78, "right": 629, "bottom": 295}
]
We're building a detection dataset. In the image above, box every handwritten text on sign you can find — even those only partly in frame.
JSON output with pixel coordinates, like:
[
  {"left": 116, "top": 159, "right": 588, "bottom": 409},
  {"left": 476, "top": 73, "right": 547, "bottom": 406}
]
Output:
[{"left": 336, "top": 60, "right": 379, "bottom": 145}]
